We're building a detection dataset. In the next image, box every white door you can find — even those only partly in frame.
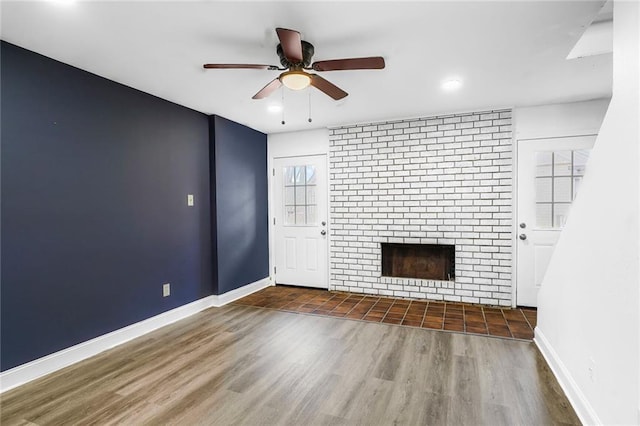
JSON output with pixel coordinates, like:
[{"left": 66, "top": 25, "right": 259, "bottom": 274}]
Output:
[
  {"left": 273, "top": 155, "right": 328, "bottom": 288},
  {"left": 516, "top": 135, "right": 596, "bottom": 307}
]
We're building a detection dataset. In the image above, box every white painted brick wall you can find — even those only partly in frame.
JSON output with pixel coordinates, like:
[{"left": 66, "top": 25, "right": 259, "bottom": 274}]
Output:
[{"left": 328, "top": 110, "right": 513, "bottom": 306}]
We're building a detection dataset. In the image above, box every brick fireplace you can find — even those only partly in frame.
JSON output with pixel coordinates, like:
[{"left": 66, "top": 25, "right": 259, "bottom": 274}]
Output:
[{"left": 328, "top": 109, "right": 513, "bottom": 306}]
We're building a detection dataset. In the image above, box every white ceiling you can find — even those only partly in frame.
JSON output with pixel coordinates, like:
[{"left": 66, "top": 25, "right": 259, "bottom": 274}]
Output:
[{"left": 0, "top": 1, "right": 612, "bottom": 134}]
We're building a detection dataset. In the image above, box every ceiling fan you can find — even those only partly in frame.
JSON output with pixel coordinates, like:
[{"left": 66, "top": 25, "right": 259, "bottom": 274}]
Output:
[{"left": 203, "top": 27, "right": 385, "bottom": 100}]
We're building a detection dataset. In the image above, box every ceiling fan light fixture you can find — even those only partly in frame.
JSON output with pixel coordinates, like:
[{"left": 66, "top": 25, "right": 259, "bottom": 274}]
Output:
[{"left": 280, "top": 70, "right": 311, "bottom": 90}]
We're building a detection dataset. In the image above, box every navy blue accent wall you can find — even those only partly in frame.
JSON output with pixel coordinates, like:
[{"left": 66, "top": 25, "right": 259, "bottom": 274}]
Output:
[
  {"left": 1, "top": 42, "right": 213, "bottom": 371},
  {"left": 207, "top": 118, "right": 220, "bottom": 295},
  {"left": 211, "top": 116, "right": 269, "bottom": 294}
]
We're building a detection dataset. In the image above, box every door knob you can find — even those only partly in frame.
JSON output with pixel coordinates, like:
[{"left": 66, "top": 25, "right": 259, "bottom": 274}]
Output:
[
  {"left": 519, "top": 234, "right": 527, "bottom": 240},
  {"left": 519, "top": 223, "right": 526, "bottom": 229},
  {"left": 320, "top": 230, "right": 327, "bottom": 236},
  {"left": 321, "top": 221, "right": 326, "bottom": 226}
]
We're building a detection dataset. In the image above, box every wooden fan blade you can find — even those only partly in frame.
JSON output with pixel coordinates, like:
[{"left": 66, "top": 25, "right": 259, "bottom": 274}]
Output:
[
  {"left": 312, "top": 57, "right": 385, "bottom": 71},
  {"left": 252, "top": 78, "right": 282, "bottom": 99},
  {"left": 276, "top": 27, "right": 303, "bottom": 63},
  {"left": 204, "top": 64, "right": 277, "bottom": 70},
  {"left": 309, "top": 74, "right": 348, "bottom": 100}
]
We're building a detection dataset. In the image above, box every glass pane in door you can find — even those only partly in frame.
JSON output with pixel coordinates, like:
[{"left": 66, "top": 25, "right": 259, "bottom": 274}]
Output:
[
  {"left": 554, "top": 203, "right": 571, "bottom": 228},
  {"left": 534, "top": 149, "right": 591, "bottom": 229},
  {"left": 573, "top": 150, "right": 589, "bottom": 175},
  {"left": 553, "top": 177, "right": 572, "bottom": 202},
  {"left": 535, "top": 152, "right": 553, "bottom": 177},
  {"left": 535, "top": 177, "right": 552, "bottom": 202},
  {"left": 553, "top": 151, "right": 572, "bottom": 176},
  {"left": 536, "top": 203, "right": 552, "bottom": 228},
  {"left": 282, "top": 165, "right": 318, "bottom": 226}
]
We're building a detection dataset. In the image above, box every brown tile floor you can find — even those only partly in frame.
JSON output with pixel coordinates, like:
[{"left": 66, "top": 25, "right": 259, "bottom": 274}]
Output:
[{"left": 233, "top": 285, "right": 537, "bottom": 341}]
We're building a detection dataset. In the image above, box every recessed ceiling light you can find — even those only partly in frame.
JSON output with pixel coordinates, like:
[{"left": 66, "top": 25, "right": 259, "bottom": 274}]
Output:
[
  {"left": 442, "top": 79, "right": 462, "bottom": 91},
  {"left": 267, "top": 104, "right": 282, "bottom": 113},
  {"left": 48, "top": 0, "right": 77, "bottom": 5}
]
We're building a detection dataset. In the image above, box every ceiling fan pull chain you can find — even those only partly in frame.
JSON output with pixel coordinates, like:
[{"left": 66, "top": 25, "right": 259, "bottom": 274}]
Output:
[
  {"left": 308, "top": 90, "right": 313, "bottom": 123},
  {"left": 281, "top": 88, "right": 286, "bottom": 125}
]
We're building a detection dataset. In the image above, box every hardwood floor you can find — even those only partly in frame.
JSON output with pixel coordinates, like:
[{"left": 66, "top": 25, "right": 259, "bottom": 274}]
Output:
[{"left": 1, "top": 304, "right": 579, "bottom": 425}]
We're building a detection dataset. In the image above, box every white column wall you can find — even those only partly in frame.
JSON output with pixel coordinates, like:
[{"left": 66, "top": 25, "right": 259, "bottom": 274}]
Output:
[{"left": 534, "top": 1, "right": 639, "bottom": 424}]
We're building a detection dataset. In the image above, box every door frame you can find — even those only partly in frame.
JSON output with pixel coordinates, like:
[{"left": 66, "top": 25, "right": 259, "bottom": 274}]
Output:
[
  {"left": 267, "top": 130, "right": 331, "bottom": 289},
  {"left": 513, "top": 133, "right": 598, "bottom": 307}
]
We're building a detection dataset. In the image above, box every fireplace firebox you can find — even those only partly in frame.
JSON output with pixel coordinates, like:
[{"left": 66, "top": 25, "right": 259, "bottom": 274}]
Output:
[{"left": 381, "top": 243, "right": 455, "bottom": 281}]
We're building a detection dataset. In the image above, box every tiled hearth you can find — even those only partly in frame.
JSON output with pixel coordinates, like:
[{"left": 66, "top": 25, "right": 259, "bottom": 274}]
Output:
[{"left": 233, "top": 286, "right": 535, "bottom": 341}]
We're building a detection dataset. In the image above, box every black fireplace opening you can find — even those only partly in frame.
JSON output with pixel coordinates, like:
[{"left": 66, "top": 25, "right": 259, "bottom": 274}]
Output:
[{"left": 381, "top": 243, "right": 455, "bottom": 281}]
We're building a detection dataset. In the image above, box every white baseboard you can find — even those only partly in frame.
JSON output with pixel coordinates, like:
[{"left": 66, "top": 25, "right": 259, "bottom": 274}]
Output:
[
  {"left": 212, "top": 277, "right": 272, "bottom": 306},
  {"left": 0, "top": 277, "right": 272, "bottom": 393},
  {"left": 534, "top": 327, "right": 601, "bottom": 425}
]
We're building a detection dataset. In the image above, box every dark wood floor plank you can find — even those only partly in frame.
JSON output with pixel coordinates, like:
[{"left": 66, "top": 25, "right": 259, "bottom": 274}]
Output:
[{"left": 1, "top": 304, "right": 578, "bottom": 425}]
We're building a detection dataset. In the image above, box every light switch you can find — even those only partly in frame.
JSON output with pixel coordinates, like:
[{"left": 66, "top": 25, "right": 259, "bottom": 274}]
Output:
[{"left": 187, "top": 194, "right": 194, "bottom": 206}]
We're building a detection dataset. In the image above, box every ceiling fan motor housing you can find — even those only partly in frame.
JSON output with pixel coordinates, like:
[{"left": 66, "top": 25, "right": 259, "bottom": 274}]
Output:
[{"left": 277, "top": 40, "right": 315, "bottom": 68}]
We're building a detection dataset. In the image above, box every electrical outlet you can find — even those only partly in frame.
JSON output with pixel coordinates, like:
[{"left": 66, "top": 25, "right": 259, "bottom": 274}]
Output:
[
  {"left": 162, "top": 283, "right": 171, "bottom": 297},
  {"left": 187, "top": 194, "right": 194, "bottom": 206}
]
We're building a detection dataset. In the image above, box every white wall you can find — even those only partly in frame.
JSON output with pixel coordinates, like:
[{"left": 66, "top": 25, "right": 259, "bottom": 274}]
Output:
[
  {"left": 514, "top": 99, "right": 610, "bottom": 141},
  {"left": 268, "top": 128, "right": 329, "bottom": 158},
  {"left": 535, "top": 1, "right": 639, "bottom": 425}
]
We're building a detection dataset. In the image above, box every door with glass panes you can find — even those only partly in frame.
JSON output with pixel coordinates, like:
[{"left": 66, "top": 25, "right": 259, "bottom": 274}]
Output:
[
  {"left": 273, "top": 155, "right": 328, "bottom": 288},
  {"left": 516, "top": 135, "right": 595, "bottom": 307}
]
